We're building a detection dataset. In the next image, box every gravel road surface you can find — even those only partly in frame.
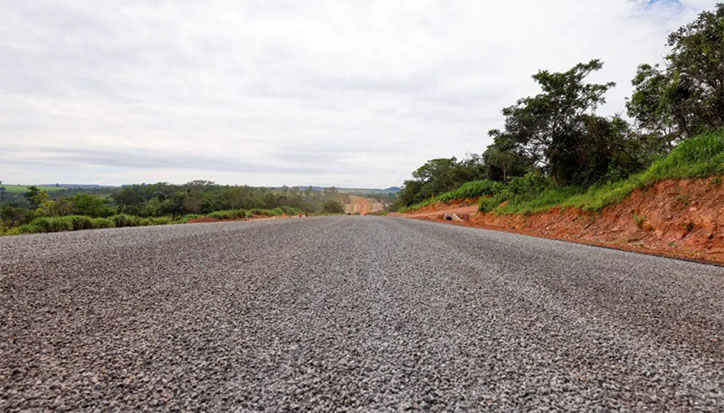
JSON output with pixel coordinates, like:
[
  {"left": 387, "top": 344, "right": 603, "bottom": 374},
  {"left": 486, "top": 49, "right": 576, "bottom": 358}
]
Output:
[{"left": 2, "top": 216, "right": 723, "bottom": 411}]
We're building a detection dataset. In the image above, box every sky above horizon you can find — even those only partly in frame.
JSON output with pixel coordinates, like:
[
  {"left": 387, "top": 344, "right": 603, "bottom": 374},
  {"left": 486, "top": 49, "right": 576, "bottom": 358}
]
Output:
[{"left": 0, "top": 0, "right": 718, "bottom": 187}]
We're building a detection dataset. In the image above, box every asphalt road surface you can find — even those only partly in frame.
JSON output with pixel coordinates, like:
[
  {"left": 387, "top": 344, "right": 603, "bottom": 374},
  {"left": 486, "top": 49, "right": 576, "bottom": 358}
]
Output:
[{"left": 2, "top": 216, "right": 723, "bottom": 411}]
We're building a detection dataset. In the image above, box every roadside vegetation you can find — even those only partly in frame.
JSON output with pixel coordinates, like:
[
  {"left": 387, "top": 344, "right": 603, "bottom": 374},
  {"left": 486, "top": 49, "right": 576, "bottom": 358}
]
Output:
[
  {"left": 396, "top": 5, "right": 724, "bottom": 216},
  {"left": 0, "top": 182, "right": 341, "bottom": 235}
]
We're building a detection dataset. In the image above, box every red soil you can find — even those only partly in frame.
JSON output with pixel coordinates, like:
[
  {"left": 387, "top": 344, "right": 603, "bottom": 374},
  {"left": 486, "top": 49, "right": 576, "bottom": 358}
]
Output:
[{"left": 393, "top": 178, "right": 724, "bottom": 265}]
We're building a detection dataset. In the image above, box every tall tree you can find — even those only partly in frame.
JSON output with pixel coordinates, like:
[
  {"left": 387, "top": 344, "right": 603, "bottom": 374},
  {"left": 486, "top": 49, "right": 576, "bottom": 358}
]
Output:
[
  {"left": 498, "top": 59, "right": 627, "bottom": 185},
  {"left": 627, "top": 4, "right": 724, "bottom": 142}
]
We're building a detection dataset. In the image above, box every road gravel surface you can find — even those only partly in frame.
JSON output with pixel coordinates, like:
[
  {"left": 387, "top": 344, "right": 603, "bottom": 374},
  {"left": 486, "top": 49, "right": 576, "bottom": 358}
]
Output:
[{"left": 1, "top": 216, "right": 723, "bottom": 411}]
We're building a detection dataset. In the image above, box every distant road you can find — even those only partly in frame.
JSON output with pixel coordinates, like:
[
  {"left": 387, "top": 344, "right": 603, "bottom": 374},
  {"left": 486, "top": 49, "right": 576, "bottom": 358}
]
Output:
[
  {"left": 345, "top": 195, "right": 384, "bottom": 215},
  {"left": 1, "top": 217, "right": 723, "bottom": 410}
]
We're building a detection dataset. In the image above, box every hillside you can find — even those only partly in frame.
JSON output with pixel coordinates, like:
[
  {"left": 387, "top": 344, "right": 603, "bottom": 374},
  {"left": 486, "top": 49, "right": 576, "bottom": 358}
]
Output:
[{"left": 394, "top": 130, "right": 724, "bottom": 264}]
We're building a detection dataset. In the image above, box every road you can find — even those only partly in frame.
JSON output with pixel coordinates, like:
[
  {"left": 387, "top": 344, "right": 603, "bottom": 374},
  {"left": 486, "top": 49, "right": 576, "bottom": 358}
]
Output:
[{"left": 1, "top": 216, "right": 723, "bottom": 411}]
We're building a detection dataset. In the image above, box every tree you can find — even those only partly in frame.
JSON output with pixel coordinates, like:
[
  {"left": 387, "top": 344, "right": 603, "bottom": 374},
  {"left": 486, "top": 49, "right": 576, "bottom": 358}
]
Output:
[
  {"left": 496, "top": 59, "right": 636, "bottom": 185},
  {"left": 0, "top": 205, "right": 30, "bottom": 227},
  {"left": 627, "top": 4, "right": 724, "bottom": 142},
  {"left": 24, "top": 186, "right": 44, "bottom": 208},
  {"left": 398, "top": 155, "right": 488, "bottom": 206},
  {"left": 160, "top": 192, "right": 186, "bottom": 218},
  {"left": 483, "top": 129, "right": 534, "bottom": 183},
  {"left": 322, "top": 200, "right": 345, "bottom": 214},
  {"left": 69, "top": 194, "right": 113, "bottom": 217},
  {"left": 36, "top": 198, "right": 73, "bottom": 217},
  {"left": 112, "top": 187, "right": 145, "bottom": 215}
]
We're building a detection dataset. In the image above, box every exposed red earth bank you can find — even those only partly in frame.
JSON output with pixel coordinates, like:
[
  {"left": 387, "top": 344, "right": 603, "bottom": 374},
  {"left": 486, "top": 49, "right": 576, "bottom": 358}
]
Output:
[{"left": 391, "top": 178, "right": 724, "bottom": 265}]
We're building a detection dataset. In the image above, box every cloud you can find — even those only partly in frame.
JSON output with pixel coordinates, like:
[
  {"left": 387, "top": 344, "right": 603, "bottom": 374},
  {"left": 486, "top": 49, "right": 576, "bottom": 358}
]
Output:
[{"left": 0, "top": 0, "right": 719, "bottom": 186}]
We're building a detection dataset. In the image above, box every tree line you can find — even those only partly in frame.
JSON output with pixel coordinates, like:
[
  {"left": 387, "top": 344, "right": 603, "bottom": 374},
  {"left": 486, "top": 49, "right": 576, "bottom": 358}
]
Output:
[
  {"left": 398, "top": 4, "right": 723, "bottom": 207},
  {"left": 0, "top": 181, "right": 347, "bottom": 229}
]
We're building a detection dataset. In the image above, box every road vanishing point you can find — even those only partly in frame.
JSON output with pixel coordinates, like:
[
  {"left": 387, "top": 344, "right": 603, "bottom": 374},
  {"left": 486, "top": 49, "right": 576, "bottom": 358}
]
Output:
[{"left": 1, "top": 216, "right": 723, "bottom": 411}]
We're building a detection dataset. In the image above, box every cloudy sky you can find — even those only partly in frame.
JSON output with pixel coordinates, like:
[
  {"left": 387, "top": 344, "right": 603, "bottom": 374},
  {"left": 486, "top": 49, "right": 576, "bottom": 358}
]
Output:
[{"left": 0, "top": 0, "right": 718, "bottom": 187}]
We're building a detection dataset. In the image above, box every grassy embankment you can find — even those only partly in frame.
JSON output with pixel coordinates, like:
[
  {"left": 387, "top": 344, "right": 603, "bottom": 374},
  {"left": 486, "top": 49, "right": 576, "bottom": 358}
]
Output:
[
  {"left": 401, "top": 129, "right": 724, "bottom": 215},
  {"left": 2, "top": 206, "right": 302, "bottom": 236}
]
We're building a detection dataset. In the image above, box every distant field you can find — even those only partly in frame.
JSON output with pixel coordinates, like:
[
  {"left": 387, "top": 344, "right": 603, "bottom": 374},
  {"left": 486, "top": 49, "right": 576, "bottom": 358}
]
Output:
[
  {"left": 337, "top": 188, "right": 399, "bottom": 196},
  {"left": 1, "top": 185, "right": 68, "bottom": 193}
]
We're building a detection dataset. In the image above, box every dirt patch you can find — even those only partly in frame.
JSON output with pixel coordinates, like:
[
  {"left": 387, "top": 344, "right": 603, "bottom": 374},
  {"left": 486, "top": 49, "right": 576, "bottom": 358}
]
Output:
[
  {"left": 393, "top": 178, "right": 724, "bottom": 265},
  {"left": 345, "top": 196, "right": 385, "bottom": 215}
]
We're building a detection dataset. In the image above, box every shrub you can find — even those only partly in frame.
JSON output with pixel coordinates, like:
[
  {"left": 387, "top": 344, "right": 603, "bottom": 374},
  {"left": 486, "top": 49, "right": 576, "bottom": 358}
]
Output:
[
  {"left": 149, "top": 217, "right": 171, "bottom": 225},
  {"left": 109, "top": 214, "right": 142, "bottom": 227},
  {"left": 91, "top": 218, "right": 113, "bottom": 228},
  {"left": 481, "top": 129, "right": 724, "bottom": 214},
  {"left": 208, "top": 209, "right": 246, "bottom": 220},
  {"left": 69, "top": 215, "right": 93, "bottom": 230},
  {"left": 437, "top": 180, "right": 504, "bottom": 202},
  {"left": 176, "top": 214, "right": 203, "bottom": 223},
  {"left": 30, "top": 216, "right": 73, "bottom": 232},
  {"left": 17, "top": 224, "right": 42, "bottom": 234},
  {"left": 400, "top": 179, "right": 505, "bottom": 213},
  {"left": 280, "top": 206, "right": 300, "bottom": 215},
  {"left": 321, "top": 200, "right": 345, "bottom": 214}
]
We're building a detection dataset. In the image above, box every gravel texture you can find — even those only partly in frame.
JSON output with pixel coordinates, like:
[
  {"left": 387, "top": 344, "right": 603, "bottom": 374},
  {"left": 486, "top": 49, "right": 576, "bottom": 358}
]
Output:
[{"left": 1, "top": 216, "right": 723, "bottom": 411}]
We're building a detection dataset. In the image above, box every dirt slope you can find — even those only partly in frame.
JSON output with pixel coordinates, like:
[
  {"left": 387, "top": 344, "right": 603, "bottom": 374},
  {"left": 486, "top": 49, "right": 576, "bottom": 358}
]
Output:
[
  {"left": 345, "top": 196, "right": 385, "bottom": 215},
  {"left": 394, "top": 177, "right": 724, "bottom": 265}
]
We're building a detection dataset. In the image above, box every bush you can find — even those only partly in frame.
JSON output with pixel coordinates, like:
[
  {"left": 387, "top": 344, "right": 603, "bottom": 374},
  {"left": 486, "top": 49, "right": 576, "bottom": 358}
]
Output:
[
  {"left": 399, "top": 179, "right": 505, "bottom": 213},
  {"left": 0, "top": 205, "right": 32, "bottom": 227},
  {"left": 109, "top": 214, "right": 143, "bottom": 227},
  {"left": 149, "top": 217, "right": 171, "bottom": 225},
  {"left": 280, "top": 206, "right": 300, "bottom": 215},
  {"left": 176, "top": 214, "right": 203, "bottom": 223},
  {"left": 480, "top": 129, "right": 724, "bottom": 214},
  {"left": 208, "top": 209, "right": 246, "bottom": 220},
  {"left": 322, "top": 200, "right": 345, "bottom": 214},
  {"left": 69, "top": 215, "right": 93, "bottom": 230},
  {"left": 437, "top": 180, "right": 504, "bottom": 202},
  {"left": 17, "top": 224, "right": 42, "bottom": 234},
  {"left": 91, "top": 218, "right": 113, "bottom": 228},
  {"left": 30, "top": 216, "right": 73, "bottom": 232},
  {"left": 0, "top": 226, "right": 21, "bottom": 236}
]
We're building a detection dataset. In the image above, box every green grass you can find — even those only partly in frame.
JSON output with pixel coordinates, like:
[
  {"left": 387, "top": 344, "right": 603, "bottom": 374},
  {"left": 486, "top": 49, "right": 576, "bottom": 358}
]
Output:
[
  {"left": 1, "top": 206, "right": 305, "bottom": 235},
  {"left": 7, "top": 214, "right": 168, "bottom": 234},
  {"left": 206, "top": 207, "right": 301, "bottom": 220},
  {"left": 1, "top": 184, "right": 68, "bottom": 193},
  {"left": 488, "top": 129, "right": 724, "bottom": 214},
  {"left": 398, "top": 129, "right": 724, "bottom": 216},
  {"left": 399, "top": 180, "right": 504, "bottom": 213}
]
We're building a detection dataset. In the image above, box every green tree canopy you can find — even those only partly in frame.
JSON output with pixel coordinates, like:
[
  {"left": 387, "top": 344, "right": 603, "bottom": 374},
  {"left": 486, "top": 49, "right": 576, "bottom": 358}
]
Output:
[{"left": 627, "top": 4, "right": 724, "bottom": 143}]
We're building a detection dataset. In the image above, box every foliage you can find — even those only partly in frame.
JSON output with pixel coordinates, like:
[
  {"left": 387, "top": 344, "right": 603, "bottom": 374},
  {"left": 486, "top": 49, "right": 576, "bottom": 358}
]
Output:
[
  {"left": 322, "top": 200, "right": 345, "bottom": 214},
  {"left": 399, "top": 179, "right": 503, "bottom": 212},
  {"left": 627, "top": 4, "right": 724, "bottom": 142},
  {"left": 398, "top": 155, "right": 487, "bottom": 206},
  {"left": 0, "top": 205, "right": 31, "bottom": 227},
  {"left": 69, "top": 193, "right": 114, "bottom": 217},
  {"left": 398, "top": 4, "right": 723, "bottom": 212},
  {"left": 493, "top": 60, "right": 647, "bottom": 186},
  {"left": 480, "top": 129, "right": 724, "bottom": 214}
]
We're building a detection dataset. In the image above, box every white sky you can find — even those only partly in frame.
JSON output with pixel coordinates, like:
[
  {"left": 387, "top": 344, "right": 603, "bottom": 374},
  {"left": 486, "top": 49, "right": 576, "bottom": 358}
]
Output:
[{"left": 0, "top": 0, "right": 718, "bottom": 187}]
